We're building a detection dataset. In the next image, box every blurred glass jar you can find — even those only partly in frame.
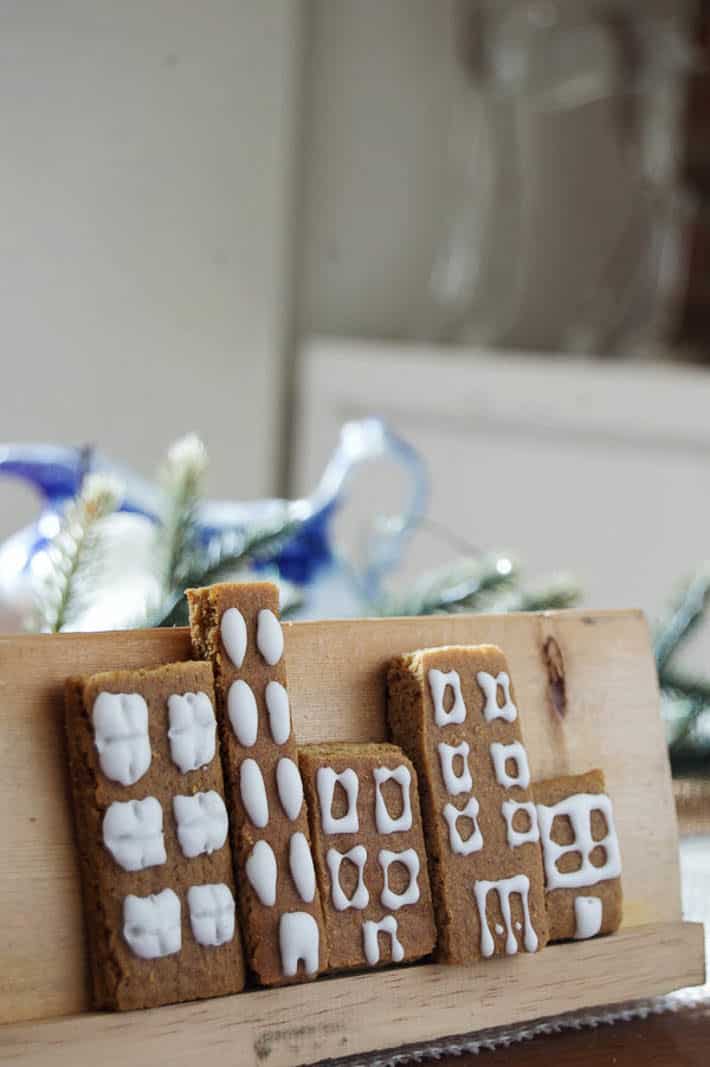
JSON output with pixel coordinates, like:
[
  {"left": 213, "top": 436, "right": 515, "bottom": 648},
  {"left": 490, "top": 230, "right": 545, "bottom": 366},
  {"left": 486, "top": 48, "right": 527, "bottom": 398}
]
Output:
[{"left": 426, "top": 0, "right": 695, "bottom": 355}]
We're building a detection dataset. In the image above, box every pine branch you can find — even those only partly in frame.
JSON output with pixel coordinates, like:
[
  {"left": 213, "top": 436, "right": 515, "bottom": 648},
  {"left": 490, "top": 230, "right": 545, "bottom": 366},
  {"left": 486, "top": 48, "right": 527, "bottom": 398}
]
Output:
[
  {"left": 377, "top": 555, "right": 519, "bottom": 617},
  {"left": 35, "top": 474, "right": 122, "bottom": 633},
  {"left": 654, "top": 568, "right": 710, "bottom": 671},
  {"left": 487, "top": 573, "right": 582, "bottom": 614},
  {"left": 157, "top": 433, "right": 207, "bottom": 596}
]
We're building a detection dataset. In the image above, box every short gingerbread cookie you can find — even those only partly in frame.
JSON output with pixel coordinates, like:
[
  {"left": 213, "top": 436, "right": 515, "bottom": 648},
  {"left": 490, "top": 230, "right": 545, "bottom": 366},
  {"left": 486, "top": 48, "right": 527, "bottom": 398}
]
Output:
[
  {"left": 300, "top": 742, "right": 437, "bottom": 972},
  {"left": 187, "top": 581, "right": 328, "bottom": 985},
  {"left": 387, "top": 644, "right": 549, "bottom": 964},
  {"left": 65, "top": 660, "right": 245, "bottom": 1011},
  {"left": 533, "top": 769, "right": 622, "bottom": 941}
]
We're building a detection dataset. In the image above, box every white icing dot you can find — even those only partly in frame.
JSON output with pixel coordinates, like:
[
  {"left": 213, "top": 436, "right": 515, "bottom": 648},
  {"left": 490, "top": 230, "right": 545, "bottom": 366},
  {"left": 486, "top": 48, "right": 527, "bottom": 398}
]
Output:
[
  {"left": 240, "top": 758, "right": 269, "bottom": 828},
  {"left": 574, "top": 896, "right": 603, "bottom": 939},
  {"left": 167, "top": 691, "right": 217, "bottom": 773},
  {"left": 102, "top": 797, "right": 166, "bottom": 872},
  {"left": 495, "top": 923, "right": 505, "bottom": 935},
  {"left": 443, "top": 797, "right": 483, "bottom": 855},
  {"left": 489, "top": 741, "right": 531, "bottom": 789},
  {"left": 279, "top": 911, "right": 320, "bottom": 977},
  {"left": 276, "top": 757, "right": 304, "bottom": 821},
  {"left": 227, "top": 680, "right": 258, "bottom": 748},
  {"left": 172, "top": 791, "right": 229, "bottom": 859},
  {"left": 362, "top": 916, "right": 405, "bottom": 966},
  {"left": 317, "top": 767, "right": 359, "bottom": 834},
  {"left": 477, "top": 671, "right": 518, "bottom": 723},
  {"left": 257, "top": 608, "right": 283, "bottom": 666},
  {"left": 187, "top": 883, "right": 235, "bottom": 947},
  {"left": 473, "top": 875, "right": 538, "bottom": 958},
  {"left": 289, "top": 832, "right": 316, "bottom": 903},
  {"left": 437, "top": 741, "right": 473, "bottom": 796},
  {"left": 428, "top": 669, "right": 466, "bottom": 727},
  {"left": 373, "top": 764, "right": 413, "bottom": 834},
  {"left": 246, "top": 840, "right": 278, "bottom": 906},
  {"left": 327, "top": 845, "right": 369, "bottom": 911},
  {"left": 537, "top": 793, "right": 621, "bottom": 891},
  {"left": 123, "top": 889, "right": 181, "bottom": 959},
  {"left": 265, "top": 680, "right": 291, "bottom": 745},
  {"left": 92, "top": 692, "right": 151, "bottom": 786},
  {"left": 220, "top": 607, "right": 247, "bottom": 668},
  {"left": 379, "top": 848, "right": 421, "bottom": 911}
]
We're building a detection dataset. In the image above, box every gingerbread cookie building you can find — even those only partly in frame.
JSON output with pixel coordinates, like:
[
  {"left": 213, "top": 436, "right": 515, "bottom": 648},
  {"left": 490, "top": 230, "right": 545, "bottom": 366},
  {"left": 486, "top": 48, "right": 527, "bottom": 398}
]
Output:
[
  {"left": 387, "top": 644, "right": 549, "bottom": 963},
  {"left": 187, "top": 581, "right": 327, "bottom": 984},
  {"left": 65, "top": 661, "right": 245, "bottom": 1011},
  {"left": 300, "top": 743, "right": 437, "bottom": 972}
]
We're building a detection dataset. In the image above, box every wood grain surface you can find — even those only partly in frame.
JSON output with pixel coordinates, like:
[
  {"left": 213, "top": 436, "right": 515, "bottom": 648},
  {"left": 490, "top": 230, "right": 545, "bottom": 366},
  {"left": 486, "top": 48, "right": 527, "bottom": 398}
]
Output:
[{"left": 0, "top": 609, "right": 702, "bottom": 1062}]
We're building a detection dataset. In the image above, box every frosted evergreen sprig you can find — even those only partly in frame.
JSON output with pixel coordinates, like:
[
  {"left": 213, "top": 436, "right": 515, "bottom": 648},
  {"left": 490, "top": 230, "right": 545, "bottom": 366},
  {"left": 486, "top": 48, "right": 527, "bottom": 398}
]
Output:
[
  {"left": 376, "top": 554, "right": 519, "bottom": 617},
  {"left": 35, "top": 473, "right": 122, "bottom": 633},
  {"left": 157, "top": 432, "right": 208, "bottom": 597}
]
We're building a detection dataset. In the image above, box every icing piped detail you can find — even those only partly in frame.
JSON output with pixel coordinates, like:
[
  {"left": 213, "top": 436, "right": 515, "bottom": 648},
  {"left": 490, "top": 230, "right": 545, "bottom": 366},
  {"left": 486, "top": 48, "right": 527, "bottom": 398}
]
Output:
[
  {"left": 289, "top": 832, "right": 316, "bottom": 903},
  {"left": 574, "top": 896, "right": 603, "bottom": 939},
  {"left": 428, "top": 669, "right": 466, "bottom": 727},
  {"left": 227, "top": 680, "right": 258, "bottom": 748},
  {"left": 102, "top": 797, "right": 166, "bottom": 871},
  {"left": 327, "top": 845, "right": 369, "bottom": 911},
  {"left": 240, "top": 758, "right": 269, "bottom": 828},
  {"left": 276, "top": 757, "right": 303, "bottom": 821},
  {"left": 220, "top": 607, "right": 247, "bottom": 668},
  {"left": 167, "top": 691, "right": 216, "bottom": 773},
  {"left": 257, "top": 608, "right": 283, "bottom": 666},
  {"left": 92, "top": 691, "right": 151, "bottom": 786},
  {"left": 279, "top": 911, "right": 319, "bottom": 977},
  {"left": 477, "top": 671, "right": 518, "bottom": 722},
  {"left": 437, "top": 741, "right": 473, "bottom": 796},
  {"left": 173, "top": 791, "right": 229, "bottom": 858},
  {"left": 443, "top": 797, "right": 483, "bottom": 855},
  {"left": 373, "top": 764, "right": 412, "bottom": 834},
  {"left": 379, "top": 848, "right": 421, "bottom": 910},
  {"left": 501, "top": 800, "right": 540, "bottom": 848},
  {"left": 362, "top": 916, "right": 404, "bottom": 966},
  {"left": 490, "top": 741, "right": 531, "bottom": 789},
  {"left": 536, "top": 793, "right": 621, "bottom": 890},
  {"left": 246, "top": 840, "right": 278, "bottom": 906},
  {"left": 317, "top": 767, "right": 359, "bottom": 834},
  {"left": 187, "top": 883, "right": 235, "bottom": 947},
  {"left": 473, "top": 874, "right": 538, "bottom": 957},
  {"left": 123, "top": 889, "right": 181, "bottom": 959},
  {"left": 265, "top": 681, "right": 291, "bottom": 745}
]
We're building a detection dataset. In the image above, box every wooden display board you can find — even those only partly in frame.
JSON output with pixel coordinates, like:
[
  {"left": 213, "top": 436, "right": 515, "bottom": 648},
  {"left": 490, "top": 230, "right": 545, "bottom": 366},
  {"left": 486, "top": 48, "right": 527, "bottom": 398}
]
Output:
[{"left": 0, "top": 609, "right": 704, "bottom": 1065}]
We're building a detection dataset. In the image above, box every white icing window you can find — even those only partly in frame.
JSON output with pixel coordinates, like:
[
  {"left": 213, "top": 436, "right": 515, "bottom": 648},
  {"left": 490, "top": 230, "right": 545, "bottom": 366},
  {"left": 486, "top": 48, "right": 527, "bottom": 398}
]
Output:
[
  {"left": 373, "top": 765, "right": 412, "bottom": 834},
  {"left": 362, "top": 916, "right": 404, "bottom": 966},
  {"left": 501, "top": 800, "right": 540, "bottom": 848},
  {"left": 317, "top": 767, "right": 359, "bottom": 834},
  {"left": 574, "top": 895, "right": 603, "bottom": 939},
  {"left": 256, "top": 608, "right": 284, "bottom": 666},
  {"left": 289, "top": 832, "right": 316, "bottom": 903},
  {"left": 276, "top": 757, "right": 304, "bottom": 821},
  {"left": 102, "top": 797, "right": 166, "bottom": 872},
  {"left": 443, "top": 797, "right": 483, "bottom": 855},
  {"left": 437, "top": 741, "right": 473, "bottom": 796},
  {"left": 227, "top": 680, "right": 258, "bottom": 748},
  {"left": 221, "top": 607, "right": 247, "bottom": 668},
  {"left": 167, "top": 691, "right": 216, "bottom": 773},
  {"left": 92, "top": 692, "right": 151, "bottom": 786},
  {"left": 240, "top": 758, "right": 269, "bottom": 828},
  {"left": 536, "top": 793, "right": 621, "bottom": 891},
  {"left": 489, "top": 741, "right": 531, "bottom": 789},
  {"left": 477, "top": 670, "right": 518, "bottom": 723},
  {"left": 173, "top": 791, "right": 229, "bottom": 859},
  {"left": 379, "top": 848, "right": 421, "bottom": 910},
  {"left": 326, "top": 845, "right": 369, "bottom": 911},
  {"left": 245, "top": 840, "right": 278, "bottom": 906},
  {"left": 265, "top": 680, "right": 291, "bottom": 745},
  {"left": 123, "top": 888, "right": 181, "bottom": 959},
  {"left": 473, "top": 875, "right": 538, "bottom": 958},
  {"left": 187, "top": 883, "right": 235, "bottom": 947},
  {"left": 428, "top": 669, "right": 466, "bottom": 727},
  {"left": 279, "top": 911, "right": 320, "bottom": 977}
]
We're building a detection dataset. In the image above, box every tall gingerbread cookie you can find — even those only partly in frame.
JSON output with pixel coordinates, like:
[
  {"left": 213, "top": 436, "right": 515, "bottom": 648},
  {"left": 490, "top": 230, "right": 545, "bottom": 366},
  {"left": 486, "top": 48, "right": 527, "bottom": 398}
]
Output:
[
  {"left": 534, "top": 769, "right": 622, "bottom": 941},
  {"left": 300, "top": 742, "right": 437, "bottom": 972},
  {"left": 387, "top": 644, "right": 549, "bottom": 963},
  {"left": 187, "top": 581, "right": 327, "bottom": 984},
  {"left": 65, "top": 661, "right": 245, "bottom": 1010}
]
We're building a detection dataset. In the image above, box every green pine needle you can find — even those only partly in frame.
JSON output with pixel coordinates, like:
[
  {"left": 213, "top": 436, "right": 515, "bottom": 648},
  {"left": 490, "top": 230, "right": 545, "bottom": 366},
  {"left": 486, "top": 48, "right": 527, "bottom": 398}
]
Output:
[
  {"left": 157, "top": 433, "right": 207, "bottom": 597},
  {"left": 35, "top": 474, "right": 122, "bottom": 633}
]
